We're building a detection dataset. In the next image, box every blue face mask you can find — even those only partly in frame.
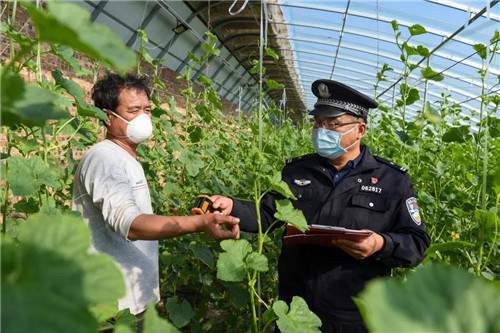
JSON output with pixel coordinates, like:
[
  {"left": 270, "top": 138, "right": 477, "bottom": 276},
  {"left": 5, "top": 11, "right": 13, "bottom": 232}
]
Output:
[{"left": 312, "top": 126, "right": 357, "bottom": 160}]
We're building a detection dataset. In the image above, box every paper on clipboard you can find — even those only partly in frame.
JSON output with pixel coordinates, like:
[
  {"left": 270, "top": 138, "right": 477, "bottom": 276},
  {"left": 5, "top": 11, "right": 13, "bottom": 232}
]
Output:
[{"left": 284, "top": 224, "right": 372, "bottom": 246}]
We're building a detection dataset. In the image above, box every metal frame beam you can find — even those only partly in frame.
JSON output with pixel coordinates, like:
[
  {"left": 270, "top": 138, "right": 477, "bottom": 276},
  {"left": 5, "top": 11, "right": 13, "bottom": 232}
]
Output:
[
  {"left": 90, "top": 0, "right": 108, "bottom": 22},
  {"left": 126, "top": 3, "right": 161, "bottom": 47},
  {"left": 424, "top": 0, "right": 500, "bottom": 22},
  {"left": 153, "top": 2, "right": 224, "bottom": 60}
]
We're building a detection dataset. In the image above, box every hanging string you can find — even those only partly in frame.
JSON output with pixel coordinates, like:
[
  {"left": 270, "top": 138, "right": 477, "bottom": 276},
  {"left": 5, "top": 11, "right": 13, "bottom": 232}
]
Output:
[
  {"left": 280, "top": 88, "right": 287, "bottom": 122},
  {"left": 238, "top": 86, "right": 242, "bottom": 121},
  {"left": 258, "top": 1, "right": 264, "bottom": 149},
  {"left": 376, "top": 0, "right": 380, "bottom": 71},
  {"left": 207, "top": 0, "right": 211, "bottom": 30},
  {"left": 263, "top": 0, "right": 269, "bottom": 48},
  {"left": 228, "top": 0, "right": 250, "bottom": 15}
]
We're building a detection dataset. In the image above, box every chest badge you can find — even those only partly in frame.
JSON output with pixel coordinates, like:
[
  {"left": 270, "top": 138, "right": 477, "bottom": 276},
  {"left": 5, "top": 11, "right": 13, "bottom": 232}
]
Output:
[
  {"left": 294, "top": 179, "right": 311, "bottom": 186},
  {"left": 371, "top": 176, "right": 379, "bottom": 184},
  {"left": 406, "top": 197, "right": 422, "bottom": 225}
]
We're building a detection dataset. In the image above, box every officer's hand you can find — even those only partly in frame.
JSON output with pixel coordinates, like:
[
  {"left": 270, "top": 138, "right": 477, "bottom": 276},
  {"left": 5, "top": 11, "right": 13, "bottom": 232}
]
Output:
[
  {"left": 202, "top": 213, "right": 240, "bottom": 240},
  {"left": 331, "top": 231, "right": 384, "bottom": 260},
  {"left": 210, "top": 195, "right": 234, "bottom": 215}
]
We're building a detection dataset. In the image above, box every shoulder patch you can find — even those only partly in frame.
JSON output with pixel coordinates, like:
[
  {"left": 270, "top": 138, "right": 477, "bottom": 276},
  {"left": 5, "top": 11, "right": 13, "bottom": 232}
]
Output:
[
  {"left": 374, "top": 156, "right": 408, "bottom": 174},
  {"left": 406, "top": 197, "right": 422, "bottom": 225}
]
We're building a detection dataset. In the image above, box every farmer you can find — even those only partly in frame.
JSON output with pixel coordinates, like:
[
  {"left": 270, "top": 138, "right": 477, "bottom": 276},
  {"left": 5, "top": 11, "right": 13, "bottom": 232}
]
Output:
[
  {"left": 72, "top": 73, "right": 240, "bottom": 323},
  {"left": 211, "top": 79, "right": 430, "bottom": 333}
]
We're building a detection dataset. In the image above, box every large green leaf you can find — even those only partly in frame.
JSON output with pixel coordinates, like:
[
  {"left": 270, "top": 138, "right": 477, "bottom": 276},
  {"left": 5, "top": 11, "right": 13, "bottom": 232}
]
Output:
[
  {"left": 52, "top": 69, "right": 108, "bottom": 121},
  {"left": 245, "top": 252, "right": 269, "bottom": 272},
  {"left": 391, "top": 20, "right": 399, "bottom": 32},
  {"left": 189, "top": 242, "right": 215, "bottom": 268},
  {"left": 24, "top": 1, "right": 136, "bottom": 73},
  {"left": 52, "top": 69, "right": 85, "bottom": 100},
  {"left": 265, "top": 47, "right": 280, "bottom": 62},
  {"left": 179, "top": 150, "right": 205, "bottom": 177},
  {"left": 266, "top": 79, "right": 285, "bottom": 91},
  {"left": 1, "top": 71, "right": 68, "bottom": 128},
  {"left": 51, "top": 44, "right": 88, "bottom": 75},
  {"left": 475, "top": 209, "right": 499, "bottom": 242},
  {"left": 165, "top": 296, "right": 195, "bottom": 328},
  {"left": 1, "top": 210, "right": 126, "bottom": 333},
  {"left": 268, "top": 172, "right": 296, "bottom": 200},
  {"left": 473, "top": 43, "right": 487, "bottom": 60},
  {"left": 6, "top": 156, "right": 61, "bottom": 196},
  {"left": 442, "top": 126, "right": 471, "bottom": 143},
  {"left": 422, "top": 102, "right": 442, "bottom": 124},
  {"left": 272, "top": 297, "right": 322, "bottom": 333},
  {"left": 274, "top": 199, "right": 308, "bottom": 232},
  {"left": 402, "top": 42, "right": 419, "bottom": 56},
  {"left": 416, "top": 45, "right": 430, "bottom": 57},
  {"left": 408, "top": 24, "right": 427, "bottom": 36},
  {"left": 421, "top": 66, "right": 444, "bottom": 81},
  {"left": 424, "top": 241, "right": 475, "bottom": 263},
  {"left": 216, "top": 239, "right": 252, "bottom": 282},
  {"left": 397, "top": 83, "right": 420, "bottom": 106},
  {"left": 143, "top": 303, "right": 179, "bottom": 333},
  {"left": 357, "top": 264, "right": 500, "bottom": 333}
]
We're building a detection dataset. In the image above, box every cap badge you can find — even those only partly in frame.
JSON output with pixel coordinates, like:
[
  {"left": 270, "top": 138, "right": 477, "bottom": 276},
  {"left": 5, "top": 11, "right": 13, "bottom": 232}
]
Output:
[{"left": 318, "top": 83, "right": 330, "bottom": 98}]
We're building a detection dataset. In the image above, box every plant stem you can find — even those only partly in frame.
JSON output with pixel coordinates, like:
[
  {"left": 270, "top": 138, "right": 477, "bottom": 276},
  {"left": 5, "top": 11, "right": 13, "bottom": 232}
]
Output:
[
  {"left": 41, "top": 126, "right": 48, "bottom": 162},
  {"left": 8, "top": 0, "right": 18, "bottom": 62},
  {"left": 35, "top": 0, "right": 42, "bottom": 82},
  {"left": 247, "top": 273, "right": 259, "bottom": 333},
  {"left": 1, "top": 129, "right": 11, "bottom": 234}
]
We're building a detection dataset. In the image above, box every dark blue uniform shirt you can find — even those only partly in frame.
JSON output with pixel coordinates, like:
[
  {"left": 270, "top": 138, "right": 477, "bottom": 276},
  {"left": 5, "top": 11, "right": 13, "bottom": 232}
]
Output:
[
  {"left": 232, "top": 146, "right": 430, "bottom": 332},
  {"left": 325, "top": 146, "right": 365, "bottom": 187}
]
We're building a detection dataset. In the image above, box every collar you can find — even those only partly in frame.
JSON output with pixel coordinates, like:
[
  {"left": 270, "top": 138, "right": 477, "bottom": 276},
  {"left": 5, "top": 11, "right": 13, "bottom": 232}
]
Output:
[{"left": 323, "top": 145, "right": 365, "bottom": 173}]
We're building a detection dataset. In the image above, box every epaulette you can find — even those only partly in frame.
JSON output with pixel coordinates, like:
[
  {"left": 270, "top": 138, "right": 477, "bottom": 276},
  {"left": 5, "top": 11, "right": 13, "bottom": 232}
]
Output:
[
  {"left": 374, "top": 156, "right": 408, "bottom": 174},
  {"left": 285, "top": 153, "right": 316, "bottom": 165}
]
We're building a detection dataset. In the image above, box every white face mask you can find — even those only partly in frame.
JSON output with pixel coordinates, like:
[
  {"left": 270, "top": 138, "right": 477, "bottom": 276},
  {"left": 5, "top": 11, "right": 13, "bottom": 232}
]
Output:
[{"left": 109, "top": 111, "right": 153, "bottom": 144}]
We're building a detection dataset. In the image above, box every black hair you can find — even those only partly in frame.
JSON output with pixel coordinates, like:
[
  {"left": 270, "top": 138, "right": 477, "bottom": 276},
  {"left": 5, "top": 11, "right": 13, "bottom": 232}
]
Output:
[{"left": 91, "top": 73, "right": 150, "bottom": 112}]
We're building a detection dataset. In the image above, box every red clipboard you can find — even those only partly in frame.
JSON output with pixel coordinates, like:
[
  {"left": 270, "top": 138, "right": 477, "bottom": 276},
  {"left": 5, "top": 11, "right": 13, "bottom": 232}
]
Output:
[{"left": 284, "top": 224, "right": 372, "bottom": 247}]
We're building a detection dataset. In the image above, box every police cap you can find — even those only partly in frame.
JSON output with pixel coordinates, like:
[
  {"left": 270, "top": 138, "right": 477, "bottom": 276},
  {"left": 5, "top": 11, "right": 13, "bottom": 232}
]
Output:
[{"left": 309, "top": 79, "right": 378, "bottom": 120}]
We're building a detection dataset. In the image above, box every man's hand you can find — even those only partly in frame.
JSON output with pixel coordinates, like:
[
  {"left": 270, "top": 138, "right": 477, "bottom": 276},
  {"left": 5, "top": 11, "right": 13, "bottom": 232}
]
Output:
[
  {"left": 202, "top": 213, "right": 240, "bottom": 240},
  {"left": 210, "top": 195, "right": 234, "bottom": 215},
  {"left": 331, "top": 231, "right": 384, "bottom": 260}
]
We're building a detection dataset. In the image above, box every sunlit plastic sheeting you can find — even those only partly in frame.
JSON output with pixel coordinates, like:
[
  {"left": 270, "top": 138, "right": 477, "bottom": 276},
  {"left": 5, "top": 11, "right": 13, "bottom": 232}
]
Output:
[{"left": 280, "top": 0, "right": 499, "bottom": 119}]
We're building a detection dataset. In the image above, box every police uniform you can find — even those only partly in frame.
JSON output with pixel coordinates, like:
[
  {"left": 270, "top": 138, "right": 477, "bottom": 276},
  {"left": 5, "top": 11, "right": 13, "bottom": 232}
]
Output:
[{"left": 231, "top": 80, "right": 430, "bottom": 333}]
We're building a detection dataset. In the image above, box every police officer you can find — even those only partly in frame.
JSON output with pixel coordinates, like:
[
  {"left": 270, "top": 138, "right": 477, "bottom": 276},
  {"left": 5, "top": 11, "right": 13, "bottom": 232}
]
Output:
[{"left": 211, "top": 79, "right": 430, "bottom": 333}]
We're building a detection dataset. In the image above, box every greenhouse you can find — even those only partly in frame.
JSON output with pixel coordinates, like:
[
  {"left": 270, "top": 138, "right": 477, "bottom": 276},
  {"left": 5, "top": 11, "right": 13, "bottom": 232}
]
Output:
[{"left": 1, "top": 0, "right": 499, "bottom": 332}]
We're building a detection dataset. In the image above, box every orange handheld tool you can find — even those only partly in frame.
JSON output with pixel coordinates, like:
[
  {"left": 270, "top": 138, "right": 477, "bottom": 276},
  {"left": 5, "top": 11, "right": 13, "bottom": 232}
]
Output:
[{"left": 191, "top": 195, "right": 214, "bottom": 215}]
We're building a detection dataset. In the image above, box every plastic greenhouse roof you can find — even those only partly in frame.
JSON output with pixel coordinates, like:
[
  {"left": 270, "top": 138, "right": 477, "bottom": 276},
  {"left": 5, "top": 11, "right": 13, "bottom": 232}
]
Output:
[
  {"left": 277, "top": 0, "right": 499, "bottom": 122},
  {"left": 79, "top": 0, "right": 499, "bottom": 122}
]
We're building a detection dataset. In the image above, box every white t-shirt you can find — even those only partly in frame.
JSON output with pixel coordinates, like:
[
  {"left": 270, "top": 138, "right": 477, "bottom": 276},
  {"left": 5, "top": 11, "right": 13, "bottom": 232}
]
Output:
[{"left": 72, "top": 139, "right": 159, "bottom": 315}]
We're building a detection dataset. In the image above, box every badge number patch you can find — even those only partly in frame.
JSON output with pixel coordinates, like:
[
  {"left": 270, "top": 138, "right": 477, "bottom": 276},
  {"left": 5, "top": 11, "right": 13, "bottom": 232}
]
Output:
[
  {"left": 406, "top": 197, "right": 422, "bottom": 225},
  {"left": 360, "top": 185, "right": 382, "bottom": 194}
]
